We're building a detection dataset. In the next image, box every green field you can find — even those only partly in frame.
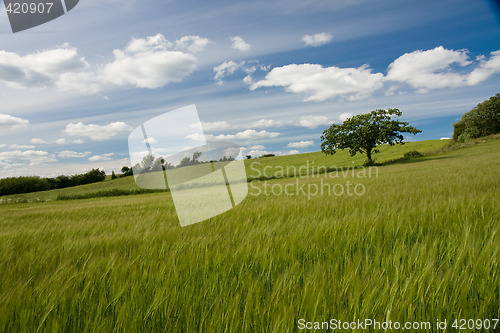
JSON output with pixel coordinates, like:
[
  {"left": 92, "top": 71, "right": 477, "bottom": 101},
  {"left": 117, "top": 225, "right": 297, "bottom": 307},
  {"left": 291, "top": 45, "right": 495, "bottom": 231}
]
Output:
[
  {"left": 1, "top": 139, "right": 448, "bottom": 203},
  {"left": 0, "top": 137, "right": 499, "bottom": 331}
]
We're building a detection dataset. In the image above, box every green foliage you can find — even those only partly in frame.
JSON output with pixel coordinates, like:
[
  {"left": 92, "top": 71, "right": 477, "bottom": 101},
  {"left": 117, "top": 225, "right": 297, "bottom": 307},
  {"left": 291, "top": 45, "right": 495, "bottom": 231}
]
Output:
[
  {"left": 453, "top": 93, "right": 500, "bottom": 141},
  {"left": 321, "top": 109, "right": 421, "bottom": 165},
  {"left": 111, "top": 171, "right": 117, "bottom": 180},
  {"left": 404, "top": 150, "right": 424, "bottom": 159},
  {"left": 0, "top": 169, "right": 106, "bottom": 196},
  {"left": 261, "top": 154, "right": 275, "bottom": 158},
  {"left": 121, "top": 166, "right": 133, "bottom": 177}
]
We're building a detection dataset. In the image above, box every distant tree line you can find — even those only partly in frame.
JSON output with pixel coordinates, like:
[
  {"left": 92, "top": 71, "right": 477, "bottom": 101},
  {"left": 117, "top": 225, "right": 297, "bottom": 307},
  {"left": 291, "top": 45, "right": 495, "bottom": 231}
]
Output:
[
  {"left": 0, "top": 169, "right": 106, "bottom": 196},
  {"left": 453, "top": 93, "right": 500, "bottom": 141},
  {"left": 121, "top": 152, "right": 236, "bottom": 176}
]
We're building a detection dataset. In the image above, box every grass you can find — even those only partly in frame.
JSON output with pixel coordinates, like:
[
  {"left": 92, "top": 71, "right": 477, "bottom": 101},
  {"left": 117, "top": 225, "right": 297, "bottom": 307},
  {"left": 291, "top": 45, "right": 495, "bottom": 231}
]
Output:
[
  {"left": 0, "top": 139, "right": 449, "bottom": 204},
  {"left": 0, "top": 137, "right": 498, "bottom": 332}
]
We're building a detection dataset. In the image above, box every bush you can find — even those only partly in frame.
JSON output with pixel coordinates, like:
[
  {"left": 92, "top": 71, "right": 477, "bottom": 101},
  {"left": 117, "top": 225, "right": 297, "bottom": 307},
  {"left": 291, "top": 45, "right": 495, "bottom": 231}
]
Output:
[
  {"left": 404, "top": 150, "right": 424, "bottom": 159},
  {"left": 0, "top": 169, "right": 106, "bottom": 196},
  {"left": 453, "top": 93, "right": 500, "bottom": 141}
]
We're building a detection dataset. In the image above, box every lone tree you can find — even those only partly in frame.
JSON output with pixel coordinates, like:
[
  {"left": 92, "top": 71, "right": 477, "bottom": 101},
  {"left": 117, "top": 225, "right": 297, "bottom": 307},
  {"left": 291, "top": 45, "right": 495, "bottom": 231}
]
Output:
[{"left": 320, "top": 109, "right": 421, "bottom": 165}]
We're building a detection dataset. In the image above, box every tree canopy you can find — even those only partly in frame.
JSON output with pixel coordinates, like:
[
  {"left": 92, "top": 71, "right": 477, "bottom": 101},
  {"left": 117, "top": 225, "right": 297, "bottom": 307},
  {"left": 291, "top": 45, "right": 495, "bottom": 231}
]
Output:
[
  {"left": 453, "top": 93, "right": 500, "bottom": 141},
  {"left": 320, "top": 108, "right": 421, "bottom": 165}
]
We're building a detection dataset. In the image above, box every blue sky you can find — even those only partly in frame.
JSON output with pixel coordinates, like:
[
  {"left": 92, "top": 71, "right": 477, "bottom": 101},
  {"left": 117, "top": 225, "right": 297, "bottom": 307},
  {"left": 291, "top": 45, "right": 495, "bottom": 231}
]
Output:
[{"left": 0, "top": 0, "right": 499, "bottom": 177}]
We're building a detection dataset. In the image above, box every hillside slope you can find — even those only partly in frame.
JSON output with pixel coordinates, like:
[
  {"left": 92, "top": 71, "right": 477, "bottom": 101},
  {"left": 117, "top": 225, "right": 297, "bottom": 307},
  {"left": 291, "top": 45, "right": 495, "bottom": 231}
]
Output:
[{"left": 1, "top": 139, "right": 449, "bottom": 203}]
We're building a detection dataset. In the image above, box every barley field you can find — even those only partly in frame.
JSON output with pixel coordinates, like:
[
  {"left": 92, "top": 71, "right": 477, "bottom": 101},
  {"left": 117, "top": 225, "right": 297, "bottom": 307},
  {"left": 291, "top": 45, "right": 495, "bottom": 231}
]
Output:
[{"left": 0, "top": 137, "right": 498, "bottom": 332}]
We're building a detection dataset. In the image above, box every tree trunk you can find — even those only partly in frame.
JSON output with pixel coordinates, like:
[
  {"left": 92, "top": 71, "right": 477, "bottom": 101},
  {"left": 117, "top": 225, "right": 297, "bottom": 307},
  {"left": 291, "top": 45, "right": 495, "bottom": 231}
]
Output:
[{"left": 366, "top": 148, "right": 373, "bottom": 165}]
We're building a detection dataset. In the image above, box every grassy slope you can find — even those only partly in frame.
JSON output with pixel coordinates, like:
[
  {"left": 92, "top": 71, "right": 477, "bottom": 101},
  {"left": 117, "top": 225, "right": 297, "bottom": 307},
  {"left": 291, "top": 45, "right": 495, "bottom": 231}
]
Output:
[
  {"left": 0, "top": 139, "right": 449, "bottom": 203},
  {"left": 0, "top": 137, "right": 498, "bottom": 331}
]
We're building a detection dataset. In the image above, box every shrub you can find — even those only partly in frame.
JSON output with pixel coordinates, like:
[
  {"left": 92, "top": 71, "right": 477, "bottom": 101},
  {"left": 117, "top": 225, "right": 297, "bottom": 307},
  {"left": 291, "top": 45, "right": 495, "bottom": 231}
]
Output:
[
  {"left": 453, "top": 93, "right": 500, "bottom": 141},
  {"left": 404, "top": 150, "right": 424, "bottom": 159}
]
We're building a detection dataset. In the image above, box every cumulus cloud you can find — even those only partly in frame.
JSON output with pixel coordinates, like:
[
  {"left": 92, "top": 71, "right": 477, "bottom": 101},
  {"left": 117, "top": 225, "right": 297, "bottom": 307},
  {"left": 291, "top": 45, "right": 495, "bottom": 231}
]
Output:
[
  {"left": 57, "top": 150, "right": 91, "bottom": 158},
  {"left": 386, "top": 46, "right": 500, "bottom": 92},
  {"left": 0, "top": 113, "right": 28, "bottom": 128},
  {"left": 250, "top": 119, "right": 284, "bottom": 128},
  {"left": 0, "top": 45, "right": 89, "bottom": 90},
  {"left": 298, "top": 115, "right": 331, "bottom": 128},
  {"left": 9, "top": 144, "right": 35, "bottom": 149},
  {"left": 231, "top": 36, "right": 250, "bottom": 52},
  {"left": 302, "top": 32, "right": 333, "bottom": 47},
  {"left": 175, "top": 35, "right": 211, "bottom": 53},
  {"left": 287, "top": 140, "right": 314, "bottom": 148},
  {"left": 213, "top": 61, "right": 244, "bottom": 82},
  {"left": 188, "top": 129, "right": 279, "bottom": 142},
  {"left": 31, "top": 138, "right": 48, "bottom": 144},
  {"left": 0, "top": 150, "right": 56, "bottom": 166},
  {"left": 386, "top": 46, "right": 472, "bottom": 92},
  {"left": 251, "top": 63, "right": 384, "bottom": 101},
  {"left": 201, "top": 121, "right": 231, "bottom": 131},
  {"left": 0, "top": 34, "right": 210, "bottom": 93},
  {"left": 89, "top": 153, "right": 114, "bottom": 162},
  {"left": 103, "top": 34, "right": 198, "bottom": 89},
  {"left": 56, "top": 138, "right": 67, "bottom": 145},
  {"left": 287, "top": 150, "right": 300, "bottom": 155},
  {"left": 467, "top": 50, "right": 500, "bottom": 85},
  {"left": 63, "top": 122, "right": 132, "bottom": 141},
  {"left": 249, "top": 145, "right": 266, "bottom": 150},
  {"left": 338, "top": 112, "right": 352, "bottom": 122}
]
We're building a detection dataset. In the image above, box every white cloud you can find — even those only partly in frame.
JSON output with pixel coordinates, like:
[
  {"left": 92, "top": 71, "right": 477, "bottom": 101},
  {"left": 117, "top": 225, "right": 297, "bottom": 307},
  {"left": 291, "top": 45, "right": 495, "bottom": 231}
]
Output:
[
  {"left": 189, "top": 129, "right": 279, "bottom": 142},
  {"left": 0, "top": 113, "right": 28, "bottom": 128},
  {"left": 89, "top": 153, "right": 114, "bottom": 162},
  {"left": 201, "top": 121, "right": 231, "bottom": 131},
  {"left": 0, "top": 150, "right": 56, "bottom": 166},
  {"left": 302, "top": 32, "right": 333, "bottom": 47},
  {"left": 250, "top": 119, "right": 284, "bottom": 128},
  {"left": 298, "top": 115, "right": 331, "bottom": 128},
  {"left": 9, "top": 144, "right": 35, "bottom": 149},
  {"left": 287, "top": 150, "right": 300, "bottom": 155},
  {"left": 287, "top": 140, "right": 314, "bottom": 148},
  {"left": 0, "top": 144, "right": 6, "bottom": 148},
  {"left": 385, "top": 46, "right": 500, "bottom": 92},
  {"left": 63, "top": 122, "right": 132, "bottom": 141},
  {"left": 213, "top": 61, "right": 244, "bottom": 82},
  {"left": 338, "top": 112, "right": 352, "bottom": 122},
  {"left": 247, "top": 149, "right": 271, "bottom": 157},
  {"left": 467, "top": 50, "right": 500, "bottom": 85},
  {"left": 0, "top": 45, "right": 89, "bottom": 90},
  {"left": 250, "top": 145, "right": 266, "bottom": 150},
  {"left": 175, "top": 35, "right": 211, "bottom": 53},
  {"left": 56, "top": 138, "right": 67, "bottom": 145},
  {"left": 231, "top": 36, "right": 250, "bottom": 52},
  {"left": 57, "top": 150, "right": 91, "bottom": 158},
  {"left": 440, "top": 137, "right": 451, "bottom": 140},
  {"left": 103, "top": 34, "right": 198, "bottom": 89},
  {"left": 56, "top": 71, "right": 102, "bottom": 94},
  {"left": 386, "top": 46, "right": 472, "bottom": 92},
  {"left": 143, "top": 137, "right": 158, "bottom": 144},
  {"left": 31, "top": 138, "right": 48, "bottom": 144},
  {"left": 251, "top": 63, "right": 384, "bottom": 101},
  {"left": 72, "top": 139, "right": 84, "bottom": 144}
]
